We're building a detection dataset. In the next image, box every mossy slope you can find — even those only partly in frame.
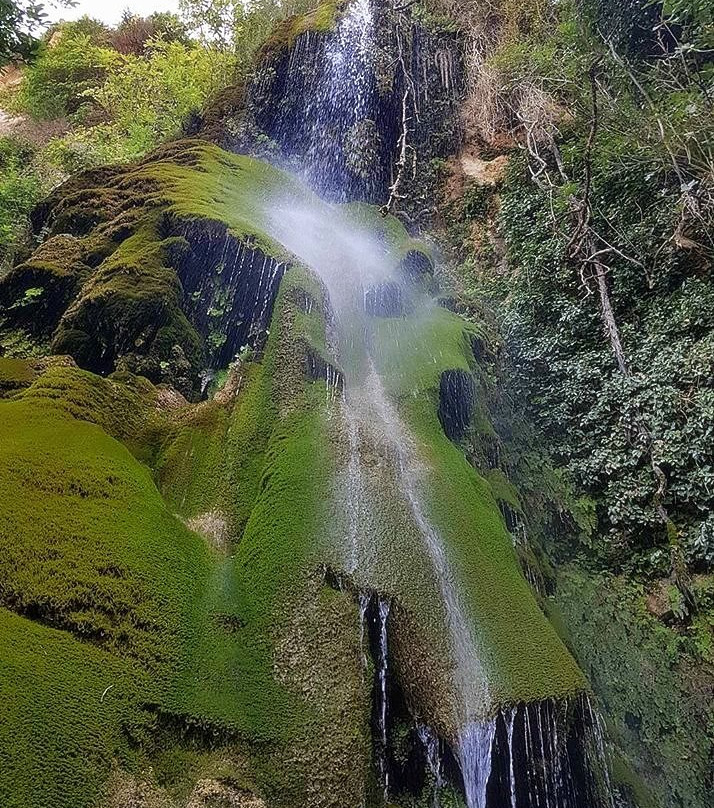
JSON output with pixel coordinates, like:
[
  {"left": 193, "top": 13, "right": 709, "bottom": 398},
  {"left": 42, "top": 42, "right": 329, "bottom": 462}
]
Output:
[
  {"left": 369, "top": 303, "right": 586, "bottom": 706},
  {"left": 0, "top": 261, "right": 369, "bottom": 808},
  {"left": 0, "top": 141, "right": 324, "bottom": 393}
]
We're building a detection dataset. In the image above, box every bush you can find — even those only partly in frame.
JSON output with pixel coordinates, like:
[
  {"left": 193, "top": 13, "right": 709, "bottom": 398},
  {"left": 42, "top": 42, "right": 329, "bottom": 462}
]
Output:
[
  {"left": 18, "top": 31, "right": 118, "bottom": 119},
  {"left": 90, "top": 40, "right": 236, "bottom": 161},
  {"left": 0, "top": 139, "right": 40, "bottom": 262},
  {"left": 107, "top": 11, "right": 190, "bottom": 55}
]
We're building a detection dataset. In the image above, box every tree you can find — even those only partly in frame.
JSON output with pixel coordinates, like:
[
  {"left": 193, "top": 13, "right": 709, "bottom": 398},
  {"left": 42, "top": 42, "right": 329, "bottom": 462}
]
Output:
[
  {"left": 0, "top": 0, "right": 48, "bottom": 64},
  {"left": 18, "top": 27, "right": 118, "bottom": 118},
  {"left": 108, "top": 10, "right": 190, "bottom": 55},
  {"left": 178, "top": 0, "right": 313, "bottom": 57}
]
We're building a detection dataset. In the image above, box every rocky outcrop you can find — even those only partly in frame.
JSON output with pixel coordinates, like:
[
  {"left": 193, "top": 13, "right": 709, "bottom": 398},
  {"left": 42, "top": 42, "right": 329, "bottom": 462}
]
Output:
[{"left": 0, "top": 142, "right": 297, "bottom": 397}]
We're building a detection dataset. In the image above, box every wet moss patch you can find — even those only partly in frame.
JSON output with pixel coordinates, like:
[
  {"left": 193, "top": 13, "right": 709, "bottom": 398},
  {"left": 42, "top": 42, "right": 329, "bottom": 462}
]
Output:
[
  {"left": 370, "top": 305, "right": 586, "bottom": 705},
  {"left": 0, "top": 141, "right": 324, "bottom": 392}
]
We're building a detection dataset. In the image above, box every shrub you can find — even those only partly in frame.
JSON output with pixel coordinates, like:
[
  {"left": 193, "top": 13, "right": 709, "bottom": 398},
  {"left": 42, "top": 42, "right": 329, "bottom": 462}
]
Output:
[
  {"left": 0, "top": 139, "right": 40, "bottom": 263},
  {"left": 18, "top": 31, "right": 118, "bottom": 119}
]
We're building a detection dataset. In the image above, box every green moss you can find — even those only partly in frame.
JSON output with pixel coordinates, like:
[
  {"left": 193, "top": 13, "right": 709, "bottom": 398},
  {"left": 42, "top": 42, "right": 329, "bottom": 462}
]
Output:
[
  {"left": 0, "top": 235, "right": 90, "bottom": 337},
  {"left": 257, "top": 1, "right": 345, "bottom": 60},
  {"left": 0, "top": 394, "right": 210, "bottom": 668},
  {"left": 555, "top": 567, "right": 714, "bottom": 808},
  {"left": 371, "top": 305, "right": 586, "bottom": 704},
  {"left": 610, "top": 752, "right": 658, "bottom": 808},
  {"left": 156, "top": 399, "right": 232, "bottom": 521},
  {"left": 344, "top": 201, "right": 435, "bottom": 265},
  {"left": 0, "top": 608, "right": 150, "bottom": 808},
  {"left": 0, "top": 262, "right": 358, "bottom": 804},
  {"left": 0, "top": 356, "right": 36, "bottom": 396},
  {"left": 486, "top": 468, "right": 522, "bottom": 511},
  {"left": 52, "top": 219, "right": 204, "bottom": 381},
  {"left": 144, "top": 141, "right": 323, "bottom": 260},
  {"left": 0, "top": 384, "right": 225, "bottom": 806},
  {"left": 1, "top": 140, "right": 331, "bottom": 386},
  {"left": 19, "top": 364, "right": 157, "bottom": 446},
  {"left": 161, "top": 266, "right": 348, "bottom": 764}
]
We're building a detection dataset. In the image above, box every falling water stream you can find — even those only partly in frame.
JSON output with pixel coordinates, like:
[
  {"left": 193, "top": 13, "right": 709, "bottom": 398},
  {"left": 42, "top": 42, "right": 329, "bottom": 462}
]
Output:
[{"left": 253, "top": 1, "right": 614, "bottom": 805}]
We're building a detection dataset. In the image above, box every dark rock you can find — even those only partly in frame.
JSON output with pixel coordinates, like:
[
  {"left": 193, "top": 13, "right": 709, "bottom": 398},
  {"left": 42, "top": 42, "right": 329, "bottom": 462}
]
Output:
[
  {"left": 438, "top": 369, "right": 475, "bottom": 440},
  {"left": 365, "top": 281, "right": 404, "bottom": 317}
]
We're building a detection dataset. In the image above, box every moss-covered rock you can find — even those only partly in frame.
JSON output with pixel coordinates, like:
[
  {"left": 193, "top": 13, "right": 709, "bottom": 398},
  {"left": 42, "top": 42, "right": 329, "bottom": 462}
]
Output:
[
  {"left": 554, "top": 567, "right": 714, "bottom": 808},
  {"left": 0, "top": 141, "right": 326, "bottom": 394},
  {"left": 0, "top": 235, "right": 90, "bottom": 338},
  {"left": 369, "top": 305, "right": 586, "bottom": 710},
  {"left": 256, "top": 1, "right": 345, "bottom": 61}
]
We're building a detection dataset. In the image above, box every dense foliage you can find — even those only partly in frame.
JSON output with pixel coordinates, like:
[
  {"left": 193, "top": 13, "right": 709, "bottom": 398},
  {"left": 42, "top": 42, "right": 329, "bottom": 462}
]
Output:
[
  {"left": 0, "top": 138, "right": 38, "bottom": 255},
  {"left": 430, "top": 0, "right": 713, "bottom": 581}
]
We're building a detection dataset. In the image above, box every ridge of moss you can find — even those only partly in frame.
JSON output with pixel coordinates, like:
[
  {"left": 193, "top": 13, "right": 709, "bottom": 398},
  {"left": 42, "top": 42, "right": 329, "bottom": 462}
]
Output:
[
  {"left": 0, "top": 356, "right": 36, "bottom": 396},
  {"left": 1, "top": 140, "right": 329, "bottom": 387},
  {"left": 370, "top": 304, "right": 587, "bottom": 704},
  {"left": 257, "top": 1, "right": 346, "bottom": 61},
  {"left": 0, "top": 261, "right": 362, "bottom": 805}
]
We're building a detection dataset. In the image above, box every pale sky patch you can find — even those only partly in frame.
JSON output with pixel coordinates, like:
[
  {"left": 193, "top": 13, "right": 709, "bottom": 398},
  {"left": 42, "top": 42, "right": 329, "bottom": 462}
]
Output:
[{"left": 49, "top": 0, "right": 182, "bottom": 27}]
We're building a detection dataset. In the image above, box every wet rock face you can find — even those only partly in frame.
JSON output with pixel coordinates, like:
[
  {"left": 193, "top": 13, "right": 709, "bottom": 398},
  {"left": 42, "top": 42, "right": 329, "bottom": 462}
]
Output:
[
  {"left": 399, "top": 250, "right": 434, "bottom": 284},
  {"left": 304, "top": 342, "right": 344, "bottom": 392},
  {"left": 248, "top": 19, "right": 394, "bottom": 202},
  {"left": 242, "top": 0, "right": 464, "bottom": 204},
  {"left": 168, "top": 217, "right": 286, "bottom": 367},
  {"left": 438, "top": 369, "right": 476, "bottom": 440},
  {"left": 365, "top": 281, "right": 404, "bottom": 317}
]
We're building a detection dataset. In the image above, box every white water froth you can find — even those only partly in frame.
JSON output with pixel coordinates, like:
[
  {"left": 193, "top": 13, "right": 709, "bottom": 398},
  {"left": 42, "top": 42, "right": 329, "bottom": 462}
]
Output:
[{"left": 265, "top": 193, "right": 495, "bottom": 802}]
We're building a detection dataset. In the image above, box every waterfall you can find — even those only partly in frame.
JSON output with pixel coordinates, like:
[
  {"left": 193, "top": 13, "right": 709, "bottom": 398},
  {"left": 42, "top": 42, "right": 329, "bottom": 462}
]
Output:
[
  {"left": 460, "top": 721, "right": 497, "bottom": 808},
  {"left": 304, "top": 0, "right": 376, "bottom": 198},
  {"left": 250, "top": 2, "right": 616, "bottom": 805},
  {"left": 267, "top": 194, "right": 497, "bottom": 808},
  {"left": 344, "top": 412, "right": 365, "bottom": 575},
  {"left": 258, "top": 0, "right": 379, "bottom": 200}
]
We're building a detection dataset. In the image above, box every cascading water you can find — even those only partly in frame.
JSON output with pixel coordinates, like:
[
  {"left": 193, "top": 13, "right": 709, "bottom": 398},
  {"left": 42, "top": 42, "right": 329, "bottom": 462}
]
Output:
[
  {"left": 249, "top": 1, "right": 616, "bottom": 805},
  {"left": 460, "top": 721, "right": 496, "bottom": 808},
  {"left": 418, "top": 724, "right": 444, "bottom": 807},
  {"left": 376, "top": 597, "right": 391, "bottom": 799},
  {"left": 302, "top": 0, "right": 377, "bottom": 199},
  {"left": 253, "top": 0, "right": 383, "bottom": 201}
]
